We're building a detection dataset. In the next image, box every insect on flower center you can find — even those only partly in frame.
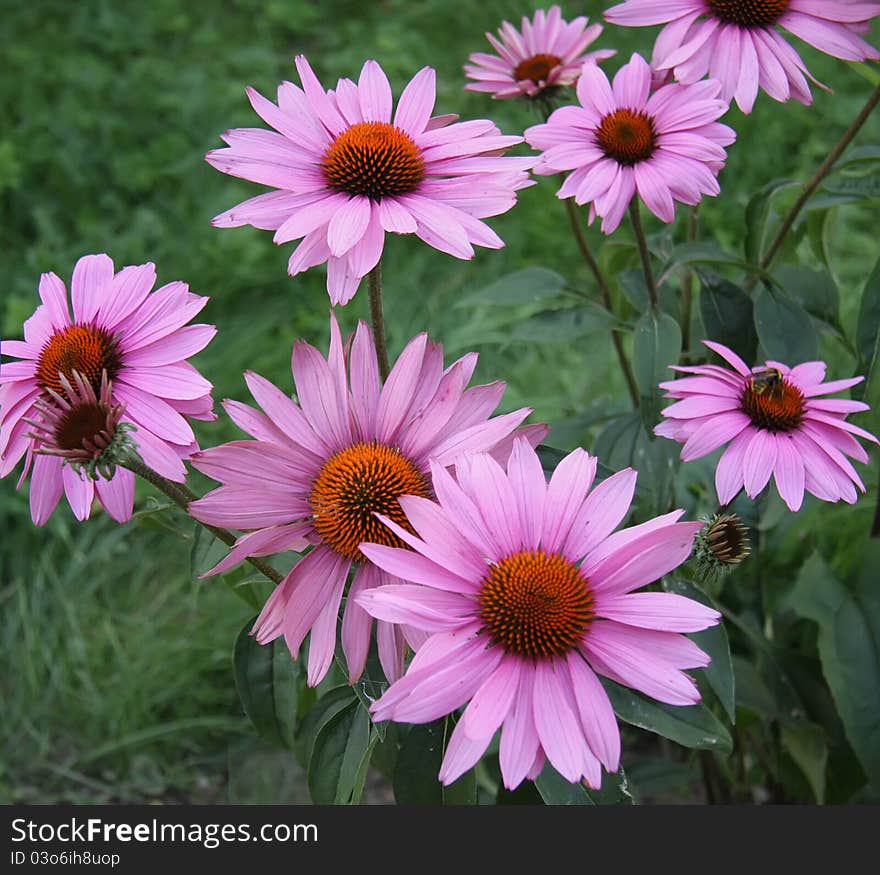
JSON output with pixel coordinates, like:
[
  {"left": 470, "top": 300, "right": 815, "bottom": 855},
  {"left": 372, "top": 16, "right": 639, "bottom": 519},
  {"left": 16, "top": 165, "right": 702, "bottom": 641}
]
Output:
[
  {"left": 740, "top": 369, "right": 805, "bottom": 432},
  {"left": 707, "top": 0, "right": 789, "bottom": 27},
  {"left": 322, "top": 122, "right": 426, "bottom": 201},
  {"left": 595, "top": 108, "right": 656, "bottom": 166},
  {"left": 310, "top": 441, "right": 431, "bottom": 562},
  {"left": 514, "top": 53, "right": 562, "bottom": 85},
  {"left": 36, "top": 325, "right": 122, "bottom": 401},
  {"left": 478, "top": 550, "right": 594, "bottom": 659}
]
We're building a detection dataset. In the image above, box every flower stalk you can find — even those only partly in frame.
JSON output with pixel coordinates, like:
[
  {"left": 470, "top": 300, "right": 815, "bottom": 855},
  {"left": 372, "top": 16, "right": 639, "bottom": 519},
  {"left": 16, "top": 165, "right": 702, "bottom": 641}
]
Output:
[
  {"left": 562, "top": 196, "right": 639, "bottom": 407},
  {"left": 367, "top": 263, "right": 390, "bottom": 382},
  {"left": 121, "top": 455, "right": 285, "bottom": 585},
  {"left": 745, "top": 82, "right": 880, "bottom": 292},
  {"left": 629, "top": 199, "right": 658, "bottom": 311}
]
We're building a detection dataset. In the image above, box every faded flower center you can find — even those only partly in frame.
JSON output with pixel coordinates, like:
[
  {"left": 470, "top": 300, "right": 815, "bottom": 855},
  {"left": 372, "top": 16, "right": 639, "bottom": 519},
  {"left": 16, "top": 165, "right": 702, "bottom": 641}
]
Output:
[
  {"left": 740, "top": 370, "right": 805, "bottom": 432},
  {"left": 514, "top": 53, "right": 562, "bottom": 85},
  {"left": 322, "top": 122, "right": 426, "bottom": 200},
  {"left": 54, "top": 402, "right": 111, "bottom": 452},
  {"left": 36, "top": 325, "right": 122, "bottom": 400},
  {"left": 478, "top": 550, "right": 594, "bottom": 659},
  {"left": 707, "top": 0, "right": 789, "bottom": 27},
  {"left": 595, "top": 108, "right": 656, "bottom": 166},
  {"left": 310, "top": 441, "right": 431, "bottom": 562}
]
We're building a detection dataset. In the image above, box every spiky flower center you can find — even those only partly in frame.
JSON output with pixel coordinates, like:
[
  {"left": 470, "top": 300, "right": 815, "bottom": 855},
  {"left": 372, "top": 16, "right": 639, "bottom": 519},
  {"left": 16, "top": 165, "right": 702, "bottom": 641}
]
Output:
[
  {"left": 740, "top": 372, "right": 805, "bottom": 432},
  {"left": 54, "top": 403, "right": 111, "bottom": 452},
  {"left": 596, "top": 108, "right": 656, "bottom": 166},
  {"left": 514, "top": 53, "right": 562, "bottom": 85},
  {"left": 478, "top": 550, "right": 594, "bottom": 659},
  {"left": 707, "top": 0, "right": 789, "bottom": 27},
  {"left": 322, "top": 122, "right": 426, "bottom": 200},
  {"left": 704, "top": 513, "right": 750, "bottom": 564},
  {"left": 310, "top": 441, "right": 431, "bottom": 562},
  {"left": 36, "top": 325, "right": 122, "bottom": 400}
]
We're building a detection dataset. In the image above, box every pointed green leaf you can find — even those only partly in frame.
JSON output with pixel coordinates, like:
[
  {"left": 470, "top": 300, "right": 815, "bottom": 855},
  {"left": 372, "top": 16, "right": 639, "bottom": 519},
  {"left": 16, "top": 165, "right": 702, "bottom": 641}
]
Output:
[
  {"left": 781, "top": 721, "right": 828, "bottom": 804},
  {"left": 308, "top": 700, "right": 371, "bottom": 804},
  {"left": 753, "top": 286, "right": 818, "bottom": 364},
  {"left": 458, "top": 266, "right": 567, "bottom": 307},
  {"left": 632, "top": 310, "right": 681, "bottom": 429},
  {"left": 232, "top": 617, "right": 302, "bottom": 748},
  {"left": 698, "top": 270, "right": 757, "bottom": 366},
  {"left": 392, "top": 718, "right": 477, "bottom": 805},
  {"left": 535, "top": 763, "right": 633, "bottom": 805},
  {"left": 602, "top": 678, "right": 733, "bottom": 754},
  {"left": 664, "top": 578, "right": 736, "bottom": 723},
  {"left": 790, "top": 549, "right": 880, "bottom": 788}
]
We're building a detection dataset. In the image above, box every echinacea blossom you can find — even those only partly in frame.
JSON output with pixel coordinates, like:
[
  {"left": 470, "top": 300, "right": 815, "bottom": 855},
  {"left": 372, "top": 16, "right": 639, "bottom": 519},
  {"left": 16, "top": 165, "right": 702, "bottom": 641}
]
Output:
[
  {"left": 605, "top": 1, "right": 880, "bottom": 113},
  {"left": 0, "top": 254, "right": 216, "bottom": 524},
  {"left": 356, "top": 440, "right": 719, "bottom": 789},
  {"left": 464, "top": 5, "right": 615, "bottom": 100},
  {"left": 188, "top": 314, "right": 547, "bottom": 688},
  {"left": 207, "top": 56, "right": 534, "bottom": 306},
  {"left": 525, "top": 54, "right": 735, "bottom": 234},
  {"left": 655, "top": 340, "right": 879, "bottom": 511},
  {"left": 24, "top": 370, "right": 137, "bottom": 482}
]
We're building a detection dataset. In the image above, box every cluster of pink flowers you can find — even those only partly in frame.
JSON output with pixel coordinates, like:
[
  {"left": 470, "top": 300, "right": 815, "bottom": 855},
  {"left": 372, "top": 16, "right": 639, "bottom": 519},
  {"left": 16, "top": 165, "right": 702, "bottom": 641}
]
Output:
[{"left": 3, "top": 4, "right": 879, "bottom": 795}]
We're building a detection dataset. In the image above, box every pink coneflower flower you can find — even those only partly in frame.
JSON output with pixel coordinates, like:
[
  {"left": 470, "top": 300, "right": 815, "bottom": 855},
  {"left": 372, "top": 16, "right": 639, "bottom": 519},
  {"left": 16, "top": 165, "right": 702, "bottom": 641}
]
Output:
[
  {"left": 356, "top": 440, "right": 718, "bottom": 789},
  {"left": 24, "top": 370, "right": 136, "bottom": 481},
  {"left": 188, "top": 314, "right": 547, "bottom": 688},
  {"left": 207, "top": 56, "right": 534, "bottom": 306},
  {"left": 0, "top": 254, "right": 216, "bottom": 524},
  {"left": 464, "top": 6, "right": 616, "bottom": 100},
  {"left": 605, "top": 1, "right": 880, "bottom": 113},
  {"left": 655, "top": 340, "right": 879, "bottom": 511},
  {"left": 524, "top": 54, "right": 735, "bottom": 234}
]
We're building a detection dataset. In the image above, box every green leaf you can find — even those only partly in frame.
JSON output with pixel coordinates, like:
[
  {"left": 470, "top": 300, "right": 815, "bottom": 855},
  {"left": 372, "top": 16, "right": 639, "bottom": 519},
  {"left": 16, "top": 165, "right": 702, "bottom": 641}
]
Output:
[
  {"left": 593, "top": 412, "right": 642, "bottom": 472},
  {"left": 856, "top": 256, "right": 880, "bottom": 369},
  {"left": 790, "top": 549, "right": 880, "bottom": 788},
  {"left": 835, "top": 144, "right": 880, "bottom": 169},
  {"left": 535, "top": 763, "right": 633, "bottom": 805},
  {"left": 632, "top": 310, "right": 681, "bottom": 429},
  {"left": 775, "top": 265, "right": 840, "bottom": 325},
  {"left": 732, "top": 655, "right": 779, "bottom": 719},
  {"left": 307, "top": 700, "right": 371, "bottom": 804},
  {"left": 753, "top": 286, "right": 819, "bottom": 364},
  {"left": 781, "top": 721, "right": 828, "bottom": 804},
  {"left": 698, "top": 270, "right": 757, "bottom": 366},
  {"left": 458, "top": 266, "right": 567, "bottom": 307},
  {"left": 232, "top": 617, "right": 301, "bottom": 748},
  {"left": 513, "top": 302, "right": 619, "bottom": 342},
  {"left": 823, "top": 173, "right": 880, "bottom": 201},
  {"left": 744, "top": 178, "right": 799, "bottom": 265},
  {"left": 392, "top": 718, "right": 477, "bottom": 805},
  {"left": 664, "top": 579, "right": 736, "bottom": 723},
  {"left": 619, "top": 268, "right": 678, "bottom": 314},
  {"left": 294, "top": 685, "right": 359, "bottom": 767},
  {"left": 602, "top": 679, "right": 733, "bottom": 754}
]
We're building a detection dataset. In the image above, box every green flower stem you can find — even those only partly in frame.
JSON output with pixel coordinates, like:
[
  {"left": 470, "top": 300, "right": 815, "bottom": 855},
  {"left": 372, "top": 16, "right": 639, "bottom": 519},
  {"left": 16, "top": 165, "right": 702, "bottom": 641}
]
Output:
[
  {"left": 122, "top": 456, "right": 285, "bottom": 586},
  {"left": 628, "top": 198, "right": 658, "bottom": 311},
  {"left": 562, "top": 195, "right": 639, "bottom": 407},
  {"left": 745, "top": 82, "right": 880, "bottom": 293},
  {"left": 367, "top": 262, "right": 390, "bottom": 381}
]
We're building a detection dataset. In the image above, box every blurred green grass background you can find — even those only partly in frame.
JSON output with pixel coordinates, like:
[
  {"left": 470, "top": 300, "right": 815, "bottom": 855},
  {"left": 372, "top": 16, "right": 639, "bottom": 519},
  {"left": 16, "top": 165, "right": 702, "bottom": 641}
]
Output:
[{"left": 1, "top": 0, "right": 878, "bottom": 802}]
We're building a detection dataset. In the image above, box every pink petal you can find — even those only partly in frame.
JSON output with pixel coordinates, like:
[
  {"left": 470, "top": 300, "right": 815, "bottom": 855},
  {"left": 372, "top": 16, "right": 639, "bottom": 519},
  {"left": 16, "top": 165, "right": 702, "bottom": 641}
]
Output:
[{"left": 95, "top": 468, "right": 136, "bottom": 523}]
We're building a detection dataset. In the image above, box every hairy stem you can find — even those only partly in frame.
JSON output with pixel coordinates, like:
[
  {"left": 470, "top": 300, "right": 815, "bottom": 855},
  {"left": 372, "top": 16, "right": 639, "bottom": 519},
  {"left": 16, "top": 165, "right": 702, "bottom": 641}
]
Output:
[
  {"left": 629, "top": 199, "right": 658, "bottom": 311},
  {"left": 562, "top": 195, "right": 639, "bottom": 407},
  {"left": 367, "top": 262, "right": 390, "bottom": 381},
  {"left": 122, "top": 456, "right": 285, "bottom": 585},
  {"left": 745, "top": 83, "right": 880, "bottom": 293}
]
